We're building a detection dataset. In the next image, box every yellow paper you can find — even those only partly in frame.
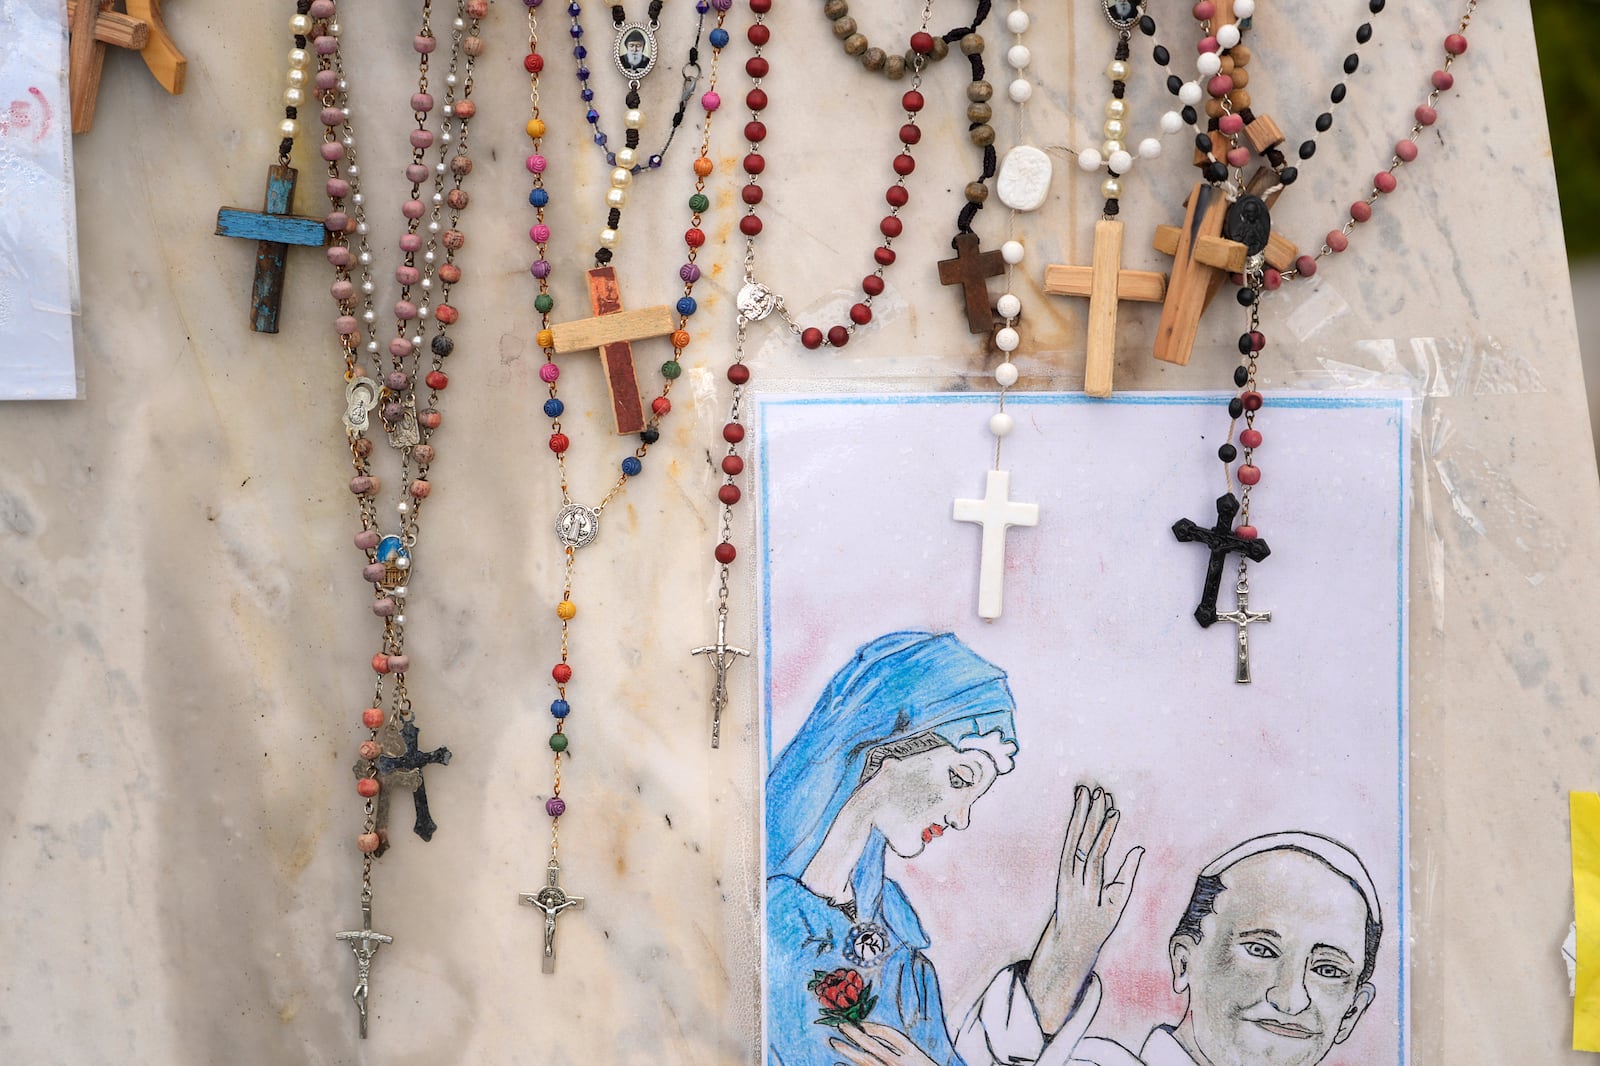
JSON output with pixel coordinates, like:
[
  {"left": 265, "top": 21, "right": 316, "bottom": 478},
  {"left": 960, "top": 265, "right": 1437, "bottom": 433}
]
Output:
[{"left": 1571, "top": 792, "right": 1600, "bottom": 1050}]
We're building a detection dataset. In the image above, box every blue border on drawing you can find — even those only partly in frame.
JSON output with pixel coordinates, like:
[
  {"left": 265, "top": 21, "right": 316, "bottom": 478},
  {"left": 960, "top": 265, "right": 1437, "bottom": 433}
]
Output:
[{"left": 756, "top": 390, "right": 1412, "bottom": 1065}]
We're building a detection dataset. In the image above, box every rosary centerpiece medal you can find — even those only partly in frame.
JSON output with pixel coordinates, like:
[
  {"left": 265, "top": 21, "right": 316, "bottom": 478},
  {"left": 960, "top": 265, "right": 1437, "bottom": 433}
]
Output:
[{"left": 614, "top": 21, "right": 658, "bottom": 79}]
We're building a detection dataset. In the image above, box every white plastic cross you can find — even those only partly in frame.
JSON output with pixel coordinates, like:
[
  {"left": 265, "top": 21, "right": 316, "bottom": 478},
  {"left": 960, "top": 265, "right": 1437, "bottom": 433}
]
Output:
[{"left": 952, "top": 469, "right": 1039, "bottom": 620}]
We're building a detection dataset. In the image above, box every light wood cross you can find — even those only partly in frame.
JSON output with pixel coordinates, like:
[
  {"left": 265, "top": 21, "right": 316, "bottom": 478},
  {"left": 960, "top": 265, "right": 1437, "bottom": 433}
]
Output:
[
  {"left": 1151, "top": 178, "right": 1297, "bottom": 366},
  {"left": 547, "top": 266, "right": 674, "bottom": 435},
  {"left": 937, "top": 232, "right": 1007, "bottom": 334},
  {"left": 68, "top": 0, "right": 187, "bottom": 134},
  {"left": 953, "top": 469, "right": 1038, "bottom": 621},
  {"left": 1043, "top": 219, "right": 1167, "bottom": 397}
]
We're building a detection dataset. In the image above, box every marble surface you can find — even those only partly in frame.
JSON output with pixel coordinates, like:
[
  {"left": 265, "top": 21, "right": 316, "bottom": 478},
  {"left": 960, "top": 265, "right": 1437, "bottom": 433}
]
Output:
[{"left": 0, "top": 0, "right": 1594, "bottom": 1062}]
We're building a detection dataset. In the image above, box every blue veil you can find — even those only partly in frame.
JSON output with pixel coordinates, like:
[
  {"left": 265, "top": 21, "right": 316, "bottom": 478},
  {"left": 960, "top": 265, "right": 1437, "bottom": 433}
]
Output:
[{"left": 766, "top": 631, "right": 1019, "bottom": 932}]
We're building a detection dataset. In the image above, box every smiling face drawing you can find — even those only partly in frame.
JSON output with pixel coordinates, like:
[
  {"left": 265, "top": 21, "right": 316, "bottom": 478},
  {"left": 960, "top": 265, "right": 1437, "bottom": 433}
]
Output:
[
  {"left": 858, "top": 741, "right": 1001, "bottom": 859},
  {"left": 1170, "top": 851, "right": 1377, "bottom": 1066}
]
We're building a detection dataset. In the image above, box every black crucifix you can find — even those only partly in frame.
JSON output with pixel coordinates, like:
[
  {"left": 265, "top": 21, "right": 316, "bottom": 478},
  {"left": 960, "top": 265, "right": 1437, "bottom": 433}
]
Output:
[
  {"left": 367, "top": 715, "right": 452, "bottom": 844},
  {"left": 937, "top": 232, "right": 1006, "bottom": 334},
  {"left": 547, "top": 266, "right": 675, "bottom": 435},
  {"left": 1171, "top": 493, "right": 1271, "bottom": 627},
  {"left": 215, "top": 165, "right": 329, "bottom": 333}
]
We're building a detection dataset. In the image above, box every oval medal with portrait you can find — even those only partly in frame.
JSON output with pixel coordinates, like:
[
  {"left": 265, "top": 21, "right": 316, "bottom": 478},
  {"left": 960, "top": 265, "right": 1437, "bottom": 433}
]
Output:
[{"left": 613, "top": 22, "right": 657, "bottom": 80}]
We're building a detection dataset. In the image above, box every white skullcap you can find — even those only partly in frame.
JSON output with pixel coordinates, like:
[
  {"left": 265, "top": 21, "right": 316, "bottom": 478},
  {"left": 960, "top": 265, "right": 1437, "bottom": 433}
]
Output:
[{"left": 1201, "top": 831, "right": 1381, "bottom": 926}]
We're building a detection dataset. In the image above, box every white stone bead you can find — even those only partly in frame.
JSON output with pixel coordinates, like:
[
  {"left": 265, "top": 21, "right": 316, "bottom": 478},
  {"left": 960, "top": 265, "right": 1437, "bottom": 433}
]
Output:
[
  {"left": 1008, "top": 78, "right": 1033, "bottom": 103},
  {"left": 1234, "top": 0, "right": 1256, "bottom": 15},
  {"left": 994, "top": 326, "right": 1020, "bottom": 352},
  {"left": 997, "top": 145, "right": 1053, "bottom": 211},
  {"left": 1217, "top": 23, "right": 1242, "bottom": 48},
  {"left": 994, "top": 362, "right": 1019, "bottom": 387},
  {"left": 1077, "top": 148, "right": 1103, "bottom": 172},
  {"left": 1001, "top": 240, "right": 1025, "bottom": 265},
  {"left": 1160, "top": 110, "right": 1185, "bottom": 134},
  {"left": 1103, "top": 118, "right": 1126, "bottom": 141},
  {"left": 1007, "top": 44, "right": 1031, "bottom": 69},
  {"left": 1108, "top": 150, "right": 1133, "bottom": 174},
  {"left": 1005, "top": 9, "right": 1030, "bottom": 32},
  {"left": 989, "top": 411, "right": 1015, "bottom": 437},
  {"left": 1105, "top": 98, "right": 1127, "bottom": 119},
  {"left": 1138, "top": 137, "right": 1162, "bottom": 159},
  {"left": 1101, "top": 176, "right": 1122, "bottom": 199},
  {"left": 1197, "top": 52, "right": 1222, "bottom": 77},
  {"left": 1105, "top": 59, "right": 1128, "bottom": 81},
  {"left": 1178, "top": 81, "right": 1203, "bottom": 106},
  {"left": 624, "top": 109, "right": 644, "bottom": 129},
  {"left": 996, "top": 293, "right": 1022, "bottom": 319}
]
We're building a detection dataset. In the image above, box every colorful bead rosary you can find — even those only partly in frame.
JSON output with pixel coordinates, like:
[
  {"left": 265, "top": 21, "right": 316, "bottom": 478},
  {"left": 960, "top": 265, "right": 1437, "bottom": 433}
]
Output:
[
  {"left": 316, "top": 0, "right": 487, "bottom": 1037},
  {"left": 519, "top": 0, "right": 731, "bottom": 973}
]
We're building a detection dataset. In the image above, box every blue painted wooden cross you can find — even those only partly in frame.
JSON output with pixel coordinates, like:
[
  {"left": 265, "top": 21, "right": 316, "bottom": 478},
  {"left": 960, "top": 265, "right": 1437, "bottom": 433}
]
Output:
[{"left": 215, "top": 164, "right": 327, "bottom": 333}]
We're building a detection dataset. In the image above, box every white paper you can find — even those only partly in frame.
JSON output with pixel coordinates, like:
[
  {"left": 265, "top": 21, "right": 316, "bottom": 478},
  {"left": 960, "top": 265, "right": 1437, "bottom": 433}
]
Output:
[{"left": 0, "top": 0, "right": 79, "bottom": 399}]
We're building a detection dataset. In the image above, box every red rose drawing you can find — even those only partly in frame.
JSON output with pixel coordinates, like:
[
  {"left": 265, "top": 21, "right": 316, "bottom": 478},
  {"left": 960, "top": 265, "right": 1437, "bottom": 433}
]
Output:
[{"left": 807, "top": 967, "right": 878, "bottom": 1028}]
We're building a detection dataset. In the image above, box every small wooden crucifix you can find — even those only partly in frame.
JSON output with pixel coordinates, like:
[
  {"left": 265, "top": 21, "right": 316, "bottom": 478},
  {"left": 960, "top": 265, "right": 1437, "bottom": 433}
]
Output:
[
  {"left": 1043, "top": 219, "right": 1167, "bottom": 397},
  {"left": 691, "top": 611, "right": 750, "bottom": 749},
  {"left": 68, "top": 0, "right": 187, "bottom": 134},
  {"left": 953, "top": 469, "right": 1039, "bottom": 621},
  {"left": 335, "top": 900, "right": 393, "bottom": 1039},
  {"left": 1215, "top": 576, "right": 1271, "bottom": 684},
  {"left": 520, "top": 857, "right": 584, "bottom": 974},
  {"left": 369, "top": 716, "right": 452, "bottom": 844},
  {"left": 937, "top": 232, "right": 1006, "bottom": 334},
  {"left": 547, "top": 266, "right": 675, "bottom": 435},
  {"left": 215, "top": 165, "right": 329, "bottom": 333},
  {"left": 1150, "top": 177, "right": 1297, "bottom": 366},
  {"left": 1171, "top": 493, "right": 1271, "bottom": 627}
]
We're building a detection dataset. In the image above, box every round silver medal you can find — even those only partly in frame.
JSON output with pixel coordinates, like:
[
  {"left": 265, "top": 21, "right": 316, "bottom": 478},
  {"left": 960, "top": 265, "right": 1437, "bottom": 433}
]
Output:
[
  {"left": 736, "top": 282, "right": 777, "bottom": 321},
  {"left": 555, "top": 504, "right": 600, "bottom": 549}
]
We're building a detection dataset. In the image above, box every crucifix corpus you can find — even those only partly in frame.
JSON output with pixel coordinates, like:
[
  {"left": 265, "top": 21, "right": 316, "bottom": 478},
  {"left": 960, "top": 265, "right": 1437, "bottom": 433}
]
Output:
[
  {"left": 215, "top": 165, "right": 329, "bottom": 333},
  {"left": 691, "top": 612, "right": 750, "bottom": 749},
  {"left": 546, "top": 266, "right": 675, "bottom": 435},
  {"left": 1214, "top": 576, "right": 1271, "bottom": 684},
  {"left": 937, "top": 232, "right": 1006, "bottom": 335},
  {"left": 335, "top": 901, "right": 394, "bottom": 1039},
  {"left": 520, "top": 858, "right": 584, "bottom": 974},
  {"left": 1043, "top": 219, "right": 1167, "bottom": 398},
  {"left": 953, "top": 469, "right": 1039, "bottom": 621}
]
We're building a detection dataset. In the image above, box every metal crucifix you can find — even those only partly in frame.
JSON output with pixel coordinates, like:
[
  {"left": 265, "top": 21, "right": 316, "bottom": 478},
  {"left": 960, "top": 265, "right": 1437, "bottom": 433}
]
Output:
[
  {"left": 520, "top": 858, "right": 584, "bottom": 974},
  {"left": 691, "top": 611, "right": 750, "bottom": 748},
  {"left": 335, "top": 901, "right": 393, "bottom": 1039}
]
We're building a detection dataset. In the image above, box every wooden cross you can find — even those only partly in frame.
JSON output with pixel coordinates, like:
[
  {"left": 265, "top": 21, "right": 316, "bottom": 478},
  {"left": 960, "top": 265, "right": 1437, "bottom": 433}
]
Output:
[
  {"left": 215, "top": 165, "right": 329, "bottom": 333},
  {"left": 335, "top": 900, "right": 393, "bottom": 1039},
  {"left": 1042, "top": 219, "right": 1167, "bottom": 398},
  {"left": 1151, "top": 177, "right": 1298, "bottom": 366},
  {"left": 1171, "top": 493, "right": 1271, "bottom": 627},
  {"left": 520, "top": 858, "right": 584, "bottom": 974},
  {"left": 547, "top": 266, "right": 674, "bottom": 435},
  {"left": 691, "top": 611, "right": 750, "bottom": 749},
  {"left": 953, "top": 469, "right": 1038, "bottom": 621},
  {"left": 1214, "top": 577, "right": 1271, "bottom": 684},
  {"left": 937, "top": 232, "right": 1006, "bottom": 334},
  {"left": 372, "top": 717, "right": 452, "bottom": 843},
  {"left": 68, "top": 0, "right": 187, "bottom": 134}
]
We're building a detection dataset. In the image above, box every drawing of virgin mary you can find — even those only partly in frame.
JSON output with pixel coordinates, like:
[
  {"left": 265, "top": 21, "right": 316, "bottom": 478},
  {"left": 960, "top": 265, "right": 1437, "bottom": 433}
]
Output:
[{"left": 766, "top": 631, "right": 1144, "bottom": 1066}]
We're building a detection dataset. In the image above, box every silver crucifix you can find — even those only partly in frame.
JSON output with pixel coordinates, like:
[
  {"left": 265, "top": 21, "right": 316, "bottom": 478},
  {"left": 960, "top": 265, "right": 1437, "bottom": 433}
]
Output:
[
  {"left": 520, "top": 858, "right": 584, "bottom": 974},
  {"left": 1214, "top": 576, "right": 1271, "bottom": 684},
  {"left": 335, "top": 901, "right": 394, "bottom": 1038},
  {"left": 691, "top": 612, "right": 750, "bottom": 748}
]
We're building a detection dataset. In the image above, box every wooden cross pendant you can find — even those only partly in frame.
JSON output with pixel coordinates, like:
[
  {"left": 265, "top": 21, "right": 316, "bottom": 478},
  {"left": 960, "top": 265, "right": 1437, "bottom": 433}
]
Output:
[
  {"left": 953, "top": 469, "right": 1039, "bottom": 621},
  {"left": 1171, "top": 493, "right": 1271, "bottom": 627},
  {"left": 520, "top": 858, "right": 584, "bottom": 974},
  {"left": 68, "top": 0, "right": 187, "bottom": 134},
  {"left": 1042, "top": 219, "right": 1167, "bottom": 397},
  {"left": 1215, "top": 577, "right": 1271, "bottom": 684},
  {"left": 371, "top": 716, "right": 452, "bottom": 844},
  {"left": 547, "top": 266, "right": 675, "bottom": 435},
  {"left": 1151, "top": 178, "right": 1298, "bottom": 366},
  {"left": 937, "top": 233, "right": 1006, "bottom": 334},
  {"left": 335, "top": 901, "right": 393, "bottom": 1039},
  {"left": 691, "top": 612, "right": 750, "bottom": 749},
  {"left": 215, "top": 165, "right": 329, "bottom": 333}
]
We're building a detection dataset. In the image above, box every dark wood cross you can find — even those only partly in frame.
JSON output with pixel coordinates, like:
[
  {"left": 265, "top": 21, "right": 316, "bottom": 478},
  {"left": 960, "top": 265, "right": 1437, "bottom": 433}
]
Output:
[
  {"left": 520, "top": 857, "right": 584, "bottom": 974},
  {"left": 691, "top": 611, "right": 750, "bottom": 749},
  {"left": 215, "top": 165, "right": 329, "bottom": 333},
  {"left": 1171, "top": 493, "right": 1271, "bottom": 627},
  {"left": 1151, "top": 176, "right": 1297, "bottom": 366},
  {"left": 1043, "top": 219, "right": 1168, "bottom": 397},
  {"left": 547, "top": 266, "right": 675, "bottom": 435},
  {"left": 937, "top": 233, "right": 1007, "bottom": 334},
  {"left": 373, "top": 717, "right": 452, "bottom": 842},
  {"left": 335, "top": 900, "right": 393, "bottom": 1039}
]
